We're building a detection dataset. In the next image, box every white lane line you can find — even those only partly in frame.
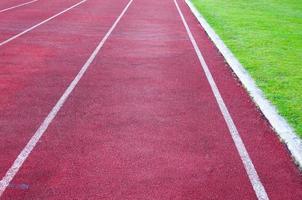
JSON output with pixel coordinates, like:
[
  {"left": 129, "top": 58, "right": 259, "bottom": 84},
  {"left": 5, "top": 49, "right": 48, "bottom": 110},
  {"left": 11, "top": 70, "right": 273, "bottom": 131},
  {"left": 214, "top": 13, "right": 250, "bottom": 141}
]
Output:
[
  {"left": 0, "top": 0, "right": 88, "bottom": 47},
  {"left": 174, "top": 0, "right": 269, "bottom": 200},
  {"left": 0, "top": 0, "right": 38, "bottom": 13},
  {"left": 0, "top": 0, "right": 134, "bottom": 196}
]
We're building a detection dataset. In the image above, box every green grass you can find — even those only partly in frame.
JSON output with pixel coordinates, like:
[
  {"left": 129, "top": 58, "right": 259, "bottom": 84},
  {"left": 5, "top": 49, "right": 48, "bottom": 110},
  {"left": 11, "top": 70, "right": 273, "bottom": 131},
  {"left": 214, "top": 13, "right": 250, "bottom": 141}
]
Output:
[{"left": 191, "top": 0, "right": 302, "bottom": 138}]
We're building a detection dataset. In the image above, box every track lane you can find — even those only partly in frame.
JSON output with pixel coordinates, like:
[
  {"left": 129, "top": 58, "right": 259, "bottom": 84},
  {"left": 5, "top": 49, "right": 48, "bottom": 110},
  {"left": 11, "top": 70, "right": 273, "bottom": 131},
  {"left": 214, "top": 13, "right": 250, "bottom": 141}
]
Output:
[
  {"left": 174, "top": 1, "right": 268, "bottom": 199},
  {"left": 0, "top": 0, "right": 85, "bottom": 43},
  {"left": 0, "top": 0, "right": 130, "bottom": 192}
]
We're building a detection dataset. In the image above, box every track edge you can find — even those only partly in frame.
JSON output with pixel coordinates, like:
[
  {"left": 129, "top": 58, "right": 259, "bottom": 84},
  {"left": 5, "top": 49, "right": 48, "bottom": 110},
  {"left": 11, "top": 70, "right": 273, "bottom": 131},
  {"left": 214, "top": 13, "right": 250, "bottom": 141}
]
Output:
[{"left": 185, "top": 0, "right": 302, "bottom": 169}]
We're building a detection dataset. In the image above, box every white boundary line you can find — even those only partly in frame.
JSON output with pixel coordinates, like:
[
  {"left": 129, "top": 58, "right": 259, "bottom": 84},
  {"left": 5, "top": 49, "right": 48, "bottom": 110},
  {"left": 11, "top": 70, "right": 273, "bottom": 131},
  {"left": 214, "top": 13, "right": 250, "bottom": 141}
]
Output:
[
  {"left": 0, "top": 0, "right": 88, "bottom": 47},
  {"left": 185, "top": 0, "right": 302, "bottom": 169},
  {"left": 0, "top": 0, "right": 38, "bottom": 13},
  {"left": 174, "top": 0, "right": 269, "bottom": 199},
  {"left": 0, "top": 0, "right": 134, "bottom": 196}
]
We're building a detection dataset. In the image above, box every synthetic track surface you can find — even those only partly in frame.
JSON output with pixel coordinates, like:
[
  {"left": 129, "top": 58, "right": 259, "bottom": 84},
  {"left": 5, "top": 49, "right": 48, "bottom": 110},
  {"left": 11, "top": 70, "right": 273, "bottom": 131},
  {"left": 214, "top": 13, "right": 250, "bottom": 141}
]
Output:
[
  {"left": 0, "top": 0, "right": 38, "bottom": 14},
  {"left": 0, "top": 0, "right": 301, "bottom": 199}
]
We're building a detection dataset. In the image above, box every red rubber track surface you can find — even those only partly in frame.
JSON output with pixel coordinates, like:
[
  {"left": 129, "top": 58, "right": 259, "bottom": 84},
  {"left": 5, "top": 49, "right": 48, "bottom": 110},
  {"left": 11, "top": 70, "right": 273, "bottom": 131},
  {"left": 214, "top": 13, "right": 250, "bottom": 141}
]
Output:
[
  {"left": 0, "top": 0, "right": 301, "bottom": 199},
  {"left": 0, "top": 0, "right": 35, "bottom": 10},
  {"left": 0, "top": 0, "right": 84, "bottom": 42},
  {"left": 0, "top": 0, "right": 129, "bottom": 184}
]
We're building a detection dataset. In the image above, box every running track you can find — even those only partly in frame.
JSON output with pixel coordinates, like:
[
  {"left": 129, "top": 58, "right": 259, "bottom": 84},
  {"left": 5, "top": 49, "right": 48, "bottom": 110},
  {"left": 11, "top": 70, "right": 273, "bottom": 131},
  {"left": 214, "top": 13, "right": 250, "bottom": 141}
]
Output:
[{"left": 0, "top": 0, "right": 301, "bottom": 199}]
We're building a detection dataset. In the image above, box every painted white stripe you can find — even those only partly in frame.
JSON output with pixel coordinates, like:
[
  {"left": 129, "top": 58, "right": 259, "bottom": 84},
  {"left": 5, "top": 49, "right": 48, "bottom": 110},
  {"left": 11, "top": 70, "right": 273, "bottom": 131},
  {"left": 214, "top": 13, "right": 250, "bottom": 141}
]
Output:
[
  {"left": 174, "top": 0, "right": 269, "bottom": 199},
  {"left": 0, "top": 0, "right": 38, "bottom": 13},
  {"left": 185, "top": 0, "right": 302, "bottom": 169},
  {"left": 0, "top": 0, "right": 133, "bottom": 196},
  {"left": 0, "top": 0, "right": 88, "bottom": 47}
]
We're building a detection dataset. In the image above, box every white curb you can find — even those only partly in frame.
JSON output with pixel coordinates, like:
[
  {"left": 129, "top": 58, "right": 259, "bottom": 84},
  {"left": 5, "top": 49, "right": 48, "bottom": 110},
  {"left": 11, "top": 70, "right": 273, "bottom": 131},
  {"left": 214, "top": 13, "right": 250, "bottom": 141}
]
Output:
[{"left": 185, "top": 0, "right": 302, "bottom": 169}]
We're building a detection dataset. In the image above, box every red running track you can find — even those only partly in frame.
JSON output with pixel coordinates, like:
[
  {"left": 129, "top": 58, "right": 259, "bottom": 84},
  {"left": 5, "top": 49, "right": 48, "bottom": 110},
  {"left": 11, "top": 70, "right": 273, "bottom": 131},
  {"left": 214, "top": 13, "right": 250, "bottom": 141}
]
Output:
[
  {"left": 0, "top": 0, "right": 301, "bottom": 199},
  {"left": 0, "top": 0, "right": 37, "bottom": 11},
  {"left": 0, "top": 0, "right": 86, "bottom": 42}
]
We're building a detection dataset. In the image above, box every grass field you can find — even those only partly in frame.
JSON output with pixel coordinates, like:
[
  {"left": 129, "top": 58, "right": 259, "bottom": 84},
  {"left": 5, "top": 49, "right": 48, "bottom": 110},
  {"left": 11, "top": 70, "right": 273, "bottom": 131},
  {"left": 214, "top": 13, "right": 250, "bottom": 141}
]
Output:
[{"left": 191, "top": 0, "right": 302, "bottom": 137}]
